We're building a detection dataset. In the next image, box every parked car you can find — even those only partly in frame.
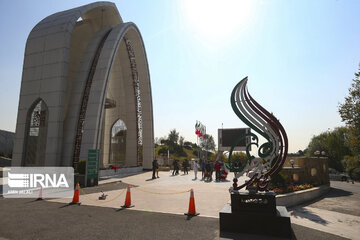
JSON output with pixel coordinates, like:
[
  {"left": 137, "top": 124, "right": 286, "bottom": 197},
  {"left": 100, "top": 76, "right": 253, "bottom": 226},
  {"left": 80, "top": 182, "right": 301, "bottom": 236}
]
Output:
[{"left": 329, "top": 168, "right": 350, "bottom": 181}]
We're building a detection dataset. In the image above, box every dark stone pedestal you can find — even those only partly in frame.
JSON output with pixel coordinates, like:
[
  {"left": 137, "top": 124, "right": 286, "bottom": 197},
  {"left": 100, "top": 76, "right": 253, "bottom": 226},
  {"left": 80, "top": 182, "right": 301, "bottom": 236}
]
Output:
[
  {"left": 230, "top": 191, "right": 277, "bottom": 215},
  {"left": 220, "top": 191, "right": 292, "bottom": 239}
]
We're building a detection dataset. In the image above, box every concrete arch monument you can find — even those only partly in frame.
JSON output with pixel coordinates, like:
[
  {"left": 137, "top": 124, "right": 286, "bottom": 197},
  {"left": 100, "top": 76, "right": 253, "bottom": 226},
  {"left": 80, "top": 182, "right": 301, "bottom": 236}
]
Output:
[{"left": 12, "top": 2, "right": 154, "bottom": 170}]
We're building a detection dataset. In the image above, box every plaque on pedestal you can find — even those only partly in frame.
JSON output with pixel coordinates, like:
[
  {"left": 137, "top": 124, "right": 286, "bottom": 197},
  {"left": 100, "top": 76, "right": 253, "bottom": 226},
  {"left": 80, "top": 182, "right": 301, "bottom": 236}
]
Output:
[
  {"left": 220, "top": 191, "right": 292, "bottom": 238},
  {"left": 230, "top": 191, "right": 276, "bottom": 216}
]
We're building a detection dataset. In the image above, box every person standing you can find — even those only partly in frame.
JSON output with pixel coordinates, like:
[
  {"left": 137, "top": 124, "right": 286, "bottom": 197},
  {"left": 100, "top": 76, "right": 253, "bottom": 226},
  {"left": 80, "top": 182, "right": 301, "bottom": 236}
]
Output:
[
  {"left": 215, "top": 160, "right": 221, "bottom": 181},
  {"left": 172, "top": 159, "right": 177, "bottom": 176},
  {"left": 205, "top": 161, "right": 212, "bottom": 181},
  {"left": 210, "top": 161, "right": 214, "bottom": 181},
  {"left": 155, "top": 159, "right": 159, "bottom": 178},
  {"left": 193, "top": 160, "right": 200, "bottom": 180},
  {"left": 183, "top": 159, "right": 189, "bottom": 175},
  {"left": 152, "top": 159, "right": 158, "bottom": 179},
  {"left": 176, "top": 160, "right": 180, "bottom": 175},
  {"left": 201, "top": 160, "right": 206, "bottom": 180}
]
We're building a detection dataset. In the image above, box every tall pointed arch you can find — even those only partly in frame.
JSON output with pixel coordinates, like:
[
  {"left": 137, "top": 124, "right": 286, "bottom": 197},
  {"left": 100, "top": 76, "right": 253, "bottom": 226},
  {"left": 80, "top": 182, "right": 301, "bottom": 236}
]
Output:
[
  {"left": 109, "top": 119, "right": 127, "bottom": 166},
  {"left": 23, "top": 99, "right": 48, "bottom": 166}
]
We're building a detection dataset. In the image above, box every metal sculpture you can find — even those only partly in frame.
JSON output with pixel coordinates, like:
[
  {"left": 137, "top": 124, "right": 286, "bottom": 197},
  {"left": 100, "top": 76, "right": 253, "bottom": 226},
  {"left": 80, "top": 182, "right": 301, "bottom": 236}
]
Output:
[{"left": 225, "top": 77, "right": 288, "bottom": 191}]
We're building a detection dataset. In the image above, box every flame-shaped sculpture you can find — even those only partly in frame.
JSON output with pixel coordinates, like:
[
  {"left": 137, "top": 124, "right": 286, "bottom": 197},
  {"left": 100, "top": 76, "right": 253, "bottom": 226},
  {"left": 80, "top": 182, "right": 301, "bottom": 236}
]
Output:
[{"left": 226, "top": 77, "right": 288, "bottom": 191}]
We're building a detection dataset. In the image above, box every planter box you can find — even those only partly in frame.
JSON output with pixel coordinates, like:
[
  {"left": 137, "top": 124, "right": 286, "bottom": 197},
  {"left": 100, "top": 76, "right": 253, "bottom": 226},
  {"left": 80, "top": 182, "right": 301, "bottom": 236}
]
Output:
[{"left": 276, "top": 184, "right": 330, "bottom": 207}]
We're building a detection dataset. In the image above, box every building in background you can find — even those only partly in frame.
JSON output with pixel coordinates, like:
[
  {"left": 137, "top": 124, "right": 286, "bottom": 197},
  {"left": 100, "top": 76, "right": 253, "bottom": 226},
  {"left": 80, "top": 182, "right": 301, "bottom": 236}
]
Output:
[{"left": 12, "top": 2, "right": 154, "bottom": 170}]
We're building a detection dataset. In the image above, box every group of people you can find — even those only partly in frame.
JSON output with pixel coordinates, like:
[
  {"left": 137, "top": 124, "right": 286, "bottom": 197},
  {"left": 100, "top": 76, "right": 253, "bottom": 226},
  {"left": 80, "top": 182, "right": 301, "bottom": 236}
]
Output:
[
  {"left": 193, "top": 160, "right": 228, "bottom": 181},
  {"left": 152, "top": 159, "right": 228, "bottom": 181},
  {"left": 172, "top": 159, "right": 190, "bottom": 175}
]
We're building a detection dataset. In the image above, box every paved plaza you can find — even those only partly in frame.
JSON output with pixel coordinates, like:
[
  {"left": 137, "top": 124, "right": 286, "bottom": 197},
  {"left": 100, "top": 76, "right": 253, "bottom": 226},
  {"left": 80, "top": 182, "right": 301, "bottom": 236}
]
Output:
[
  {"left": 48, "top": 171, "right": 359, "bottom": 239},
  {"left": 1, "top": 171, "right": 359, "bottom": 239},
  {"left": 50, "top": 170, "right": 233, "bottom": 218}
]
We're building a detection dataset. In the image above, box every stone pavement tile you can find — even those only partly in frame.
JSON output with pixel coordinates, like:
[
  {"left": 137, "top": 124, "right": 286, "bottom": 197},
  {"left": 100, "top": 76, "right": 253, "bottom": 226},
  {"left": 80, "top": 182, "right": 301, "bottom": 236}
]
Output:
[
  {"left": 290, "top": 206, "right": 360, "bottom": 240},
  {"left": 50, "top": 170, "right": 232, "bottom": 217},
  {"left": 306, "top": 182, "right": 360, "bottom": 217}
]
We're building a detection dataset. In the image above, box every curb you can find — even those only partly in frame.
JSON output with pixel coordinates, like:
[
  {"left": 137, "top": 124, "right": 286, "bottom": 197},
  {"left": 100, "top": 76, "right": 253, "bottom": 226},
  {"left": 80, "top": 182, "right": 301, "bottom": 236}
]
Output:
[{"left": 276, "top": 184, "right": 330, "bottom": 208}]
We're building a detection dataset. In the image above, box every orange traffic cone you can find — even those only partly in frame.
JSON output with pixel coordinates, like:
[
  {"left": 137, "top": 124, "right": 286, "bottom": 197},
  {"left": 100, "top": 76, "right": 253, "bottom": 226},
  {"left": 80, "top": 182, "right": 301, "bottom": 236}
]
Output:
[
  {"left": 184, "top": 189, "right": 199, "bottom": 216},
  {"left": 121, "top": 185, "right": 134, "bottom": 208},
  {"left": 36, "top": 186, "right": 43, "bottom": 201},
  {"left": 70, "top": 183, "right": 81, "bottom": 205}
]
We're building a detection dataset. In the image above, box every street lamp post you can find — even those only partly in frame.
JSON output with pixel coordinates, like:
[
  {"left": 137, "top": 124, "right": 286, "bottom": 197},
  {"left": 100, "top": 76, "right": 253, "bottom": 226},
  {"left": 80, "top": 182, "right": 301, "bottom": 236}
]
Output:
[
  {"left": 314, "top": 150, "right": 326, "bottom": 158},
  {"left": 290, "top": 159, "right": 295, "bottom": 168}
]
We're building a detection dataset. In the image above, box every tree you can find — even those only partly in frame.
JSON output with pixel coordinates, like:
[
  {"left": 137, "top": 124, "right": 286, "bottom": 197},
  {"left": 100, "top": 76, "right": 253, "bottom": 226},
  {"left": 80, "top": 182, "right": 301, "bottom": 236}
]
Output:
[
  {"left": 306, "top": 127, "right": 352, "bottom": 171},
  {"left": 168, "top": 129, "right": 179, "bottom": 144},
  {"left": 167, "top": 129, "right": 179, "bottom": 152},
  {"left": 200, "top": 134, "right": 215, "bottom": 152},
  {"left": 158, "top": 146, "right": 168, "bottom": 155},
  {"left": 179, "top": 136, "right": 185, "bottom": 148},
  {"left": 229, "top": 152, "right": 248, "bottom": 166},
  {"left": 338, "top": 64, "right": 360, "bottom": 155},
  {"left": 183, "top": 141, "right": 193, "bottom": 149},
  {"left": 342, "top": 155, "right": 360, "bottom": 181},
  {"left": 210, "top": 151, "right": 227, "bottom": 162}
]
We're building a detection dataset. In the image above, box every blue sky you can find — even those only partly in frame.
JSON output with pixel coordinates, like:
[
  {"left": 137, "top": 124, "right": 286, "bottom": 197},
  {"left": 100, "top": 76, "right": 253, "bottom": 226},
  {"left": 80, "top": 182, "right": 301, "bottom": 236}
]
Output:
[{"left": 0, "top": 0, "right": 359, "bottom": 153}]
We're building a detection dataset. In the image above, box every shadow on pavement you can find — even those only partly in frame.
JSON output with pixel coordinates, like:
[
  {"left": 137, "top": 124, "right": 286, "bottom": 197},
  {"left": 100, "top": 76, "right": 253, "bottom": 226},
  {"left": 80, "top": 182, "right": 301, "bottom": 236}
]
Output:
[
  {"left": 185, "top": 215, "right": 196, "bottom": 221},
  {"left": 25, "top": 199, "right": 44, "bottom": 203},
  {"left": 59, "top": 202, "right": 80, "bottom": 208},
  {"left": 323, "top": 187, "right": 353, "bottom": 198},
  {"left": 290, "top": 207, "right": 329, "bottom": 225}
]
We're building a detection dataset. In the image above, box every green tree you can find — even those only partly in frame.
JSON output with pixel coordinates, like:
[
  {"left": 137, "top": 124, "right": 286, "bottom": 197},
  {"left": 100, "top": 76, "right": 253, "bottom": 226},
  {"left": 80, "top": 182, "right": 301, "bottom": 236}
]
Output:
[
  {"left": 179, "top": 136, "right": 185, "bottom": 148},
  {"left": 306, "top": 127, "right": 352, "bottom": 171},
  {"left": 167, "top": 129, "right": 179, "bottom": 153},
  {"left": 200, "top": 134, "right": 215, "bottom": 152},
  {"left": 342, "top": 155, "right": 360, "bottom": 181},
  {"left": 229, "top": 152, "right": 248, "bottom": 166},
  {"left": 210, "top": 151, "right": 227, "bottom": 162},
  {"left": 338, "top": 64, "right": 360, "bottom": 155}
]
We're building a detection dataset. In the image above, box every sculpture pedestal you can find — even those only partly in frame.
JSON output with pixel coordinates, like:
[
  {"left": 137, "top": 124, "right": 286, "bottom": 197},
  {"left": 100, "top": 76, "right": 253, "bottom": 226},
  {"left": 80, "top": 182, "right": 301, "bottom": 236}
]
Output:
[{"left": 219, "top": 191, "right": 292, "bottom": 238}]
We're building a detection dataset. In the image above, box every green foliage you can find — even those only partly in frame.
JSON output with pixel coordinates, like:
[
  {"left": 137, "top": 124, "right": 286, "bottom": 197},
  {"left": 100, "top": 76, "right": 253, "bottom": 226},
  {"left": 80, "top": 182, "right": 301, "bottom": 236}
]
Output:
[
  {"left": 210, "top": 151, "right": 227, "bottom": 162},
  {"left": 158, "top": 146, "right": 168, "bottom": 155},
  {"left": 168, "top": 129, "right": 179, "bottom": 144},
  {"left": 338, "top": 64, "right": 360, "bottom": 155},
  {"left": 199, "top": 134, "right": 215, "bottom": 152},
  {"left": 77, "top": 160, "right": 86, "bottom": 175},
  {"left": 270, "top": 171, "right": 288, "bottom": 187},
  {"left": 179, "top": 136, "right": 184, "bottom": 147},
  {"left": 184, "top": 141, "right": 192, "bottom": 148},
  {"left": 342, "top": 155, "right": 360, "bottom": 180},
  {"left": 306, "top": 127, "right": 352, "bottom": 171},
  {"left": 350, "top": 168, "right": 360, "bottom": 181},
  {"left": 174, "top": 144, "right": 187, "bottom": 157},
  {"left": 229, "top": 152, "right": 248, "bottom": 165}
]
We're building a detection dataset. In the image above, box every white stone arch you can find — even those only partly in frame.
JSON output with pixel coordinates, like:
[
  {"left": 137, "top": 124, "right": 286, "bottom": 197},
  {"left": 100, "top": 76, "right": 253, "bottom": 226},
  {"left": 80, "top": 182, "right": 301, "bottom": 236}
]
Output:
[
  {"left": 13, "top": 3, "right": 154, "bottom": 170},
  {"left": 79, "top": 22, "right": 154, "bottom": 169},
  {"left": 13, "top": 2, "right": 123, "bottom": 166}
]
